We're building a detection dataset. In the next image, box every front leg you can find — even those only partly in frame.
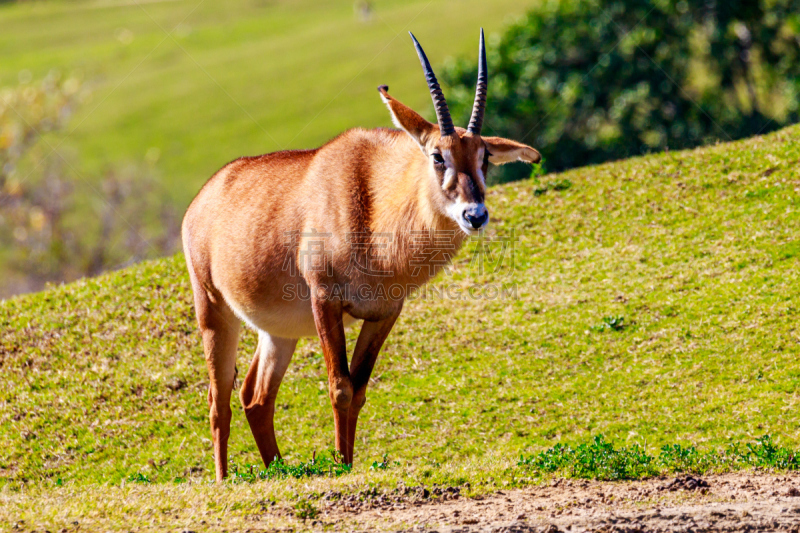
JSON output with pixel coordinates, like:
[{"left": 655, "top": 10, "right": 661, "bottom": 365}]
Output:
[
  {"left": 346, "top": 309, "right": 401, "bottom": 464},
  {"left": 310, "top": 296, "right": 353, "bottom": 462}
]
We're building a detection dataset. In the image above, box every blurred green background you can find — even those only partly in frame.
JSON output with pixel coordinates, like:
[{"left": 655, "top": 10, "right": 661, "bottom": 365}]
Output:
[
  {"left": 0, "top": 0, "right": 534, "bottom": 205},
  {"left": 1, "top": 0, "right": 798, "bottom": 297},
  {"left": 0, "top": 0, "right": 536, "bottom": 296}
]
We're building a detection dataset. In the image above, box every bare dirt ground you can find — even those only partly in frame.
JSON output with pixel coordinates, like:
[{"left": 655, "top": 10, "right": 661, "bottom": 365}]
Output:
[{"left": 309, "top": 473, "right": 800, "bottom": 532}]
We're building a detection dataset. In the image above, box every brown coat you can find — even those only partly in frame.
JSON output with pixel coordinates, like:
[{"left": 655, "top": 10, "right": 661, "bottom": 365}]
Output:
[{"left": 182, "top": 31, "right": 541, "bottom": 480}]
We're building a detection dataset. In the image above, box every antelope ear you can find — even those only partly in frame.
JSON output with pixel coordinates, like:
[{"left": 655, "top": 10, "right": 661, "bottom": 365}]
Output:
[
  {"left": 483, "top": 136, "right": 542, "bottom": 165},
  {"left": 378, "top": 85, "right": 437, "bottom": 149}
]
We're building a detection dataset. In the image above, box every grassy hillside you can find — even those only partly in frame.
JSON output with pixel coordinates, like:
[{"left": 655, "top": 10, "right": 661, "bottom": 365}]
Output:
[
  {"left": 0, "top": 0, "right": 536, "bottom": 207},
  {"left": 2, "top": 124, "right": 800, "bottom": 528}
]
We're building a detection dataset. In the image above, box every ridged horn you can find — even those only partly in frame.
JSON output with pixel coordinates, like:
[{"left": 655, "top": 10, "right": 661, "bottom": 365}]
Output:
[
  {"left": 467, "top": 28, "right": 487, "bottom": 135},
  {"left": 409, "top": 32, "right": 455, "bottom": 137}
]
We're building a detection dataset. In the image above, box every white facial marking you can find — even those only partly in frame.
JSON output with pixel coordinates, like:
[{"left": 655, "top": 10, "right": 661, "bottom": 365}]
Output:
[
  {"left": 446, "top": 201, "right": 488, "bottom": 235},
  {"left": 440, "top": 149, "right": 456, "bottom": 189},
  {"left": 475, "top": 146, "right": 486, "bottom": 184}
]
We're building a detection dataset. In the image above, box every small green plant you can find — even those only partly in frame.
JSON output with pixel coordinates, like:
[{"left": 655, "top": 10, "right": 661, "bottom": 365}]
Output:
[
  {"left": 294, "top": 499, "right": 319, "bottom": 520},
  {"left": 125, "top": 472, "right": 151, "bottom": 484},
  {"left": 658, "top": 443, "right": 708, "bottom": 473},
  {"left": 591, "top": 315, "right": 626, "bottom": 332},
  {"left": 370, "top": 453, "right": 400, "bottom": 471},
  {"left": 533, "top": 178, "right": 572, "bottom": 196},
  {"left": 744, "top": 435, "right": 800, "bottom": 469}
]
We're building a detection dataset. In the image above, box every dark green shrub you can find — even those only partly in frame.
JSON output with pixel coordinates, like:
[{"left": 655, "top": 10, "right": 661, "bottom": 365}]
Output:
[{"left": 444, "top": 0, "right": 800, "bottom": 183}]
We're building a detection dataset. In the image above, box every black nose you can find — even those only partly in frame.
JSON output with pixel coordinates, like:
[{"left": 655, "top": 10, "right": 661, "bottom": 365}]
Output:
[{"left": 463, "top": 205, "right": 488, "bottom": 229}]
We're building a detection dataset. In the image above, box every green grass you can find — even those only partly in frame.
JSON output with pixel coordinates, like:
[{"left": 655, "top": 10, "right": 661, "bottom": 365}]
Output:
[
  {"left": 1, "top": 124, "right": 800, "bottom": 529},
  {"left": 0, "top": 0, "right": 536, "bottom": 208},
  {"left": 227, "top": 452, "right": 353, "bottom": 483}
]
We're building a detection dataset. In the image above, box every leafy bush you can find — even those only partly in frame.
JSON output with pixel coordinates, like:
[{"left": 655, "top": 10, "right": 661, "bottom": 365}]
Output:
[
  {"left": 519, "top": 434, "right": 800, "bottom": 480},
  {"left": 444, "top": 0, "right": 800, "bottom": 182},
  {"left": 519, "top": 435, "right": 658, "bottom": 480}
]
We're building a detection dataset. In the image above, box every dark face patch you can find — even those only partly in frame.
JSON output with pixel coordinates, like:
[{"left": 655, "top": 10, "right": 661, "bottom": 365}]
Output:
[{"left": 431, "top": 131, "right": 486, "bottom": 205}]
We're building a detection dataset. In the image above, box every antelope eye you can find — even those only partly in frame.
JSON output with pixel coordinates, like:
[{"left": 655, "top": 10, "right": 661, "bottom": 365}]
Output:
[{"left": 432, "top": 153, "right": 445, "bottom": 165}]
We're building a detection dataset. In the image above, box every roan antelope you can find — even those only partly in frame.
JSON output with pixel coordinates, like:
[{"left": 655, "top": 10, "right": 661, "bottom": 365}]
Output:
[{"left": 182, "top": 30, "right": 541, "bottom": 481}]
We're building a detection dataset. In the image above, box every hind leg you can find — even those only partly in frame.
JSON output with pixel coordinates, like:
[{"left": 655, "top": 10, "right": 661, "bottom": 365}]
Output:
[
  {"left": 201, "top": 309, "right": 240, "bottom": 482},
  {"left": 187, "top": 272, "right": 240, "bottom": 481},
  {"left": 239, "top": 331, "right": 297, "bottom": 467}
]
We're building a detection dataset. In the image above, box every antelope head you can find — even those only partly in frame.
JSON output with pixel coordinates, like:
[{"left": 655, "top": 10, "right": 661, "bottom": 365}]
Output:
[{"left": 379, "top": 29, "right": 541, "bottom": 235}]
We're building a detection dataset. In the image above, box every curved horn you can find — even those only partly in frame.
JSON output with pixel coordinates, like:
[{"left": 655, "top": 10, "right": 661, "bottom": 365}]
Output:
[
  {"left": 467, "top": 28, "right": 487, "bottom": 135},
  {"left": 409, "top": 32, "right": 455, "bottom": 137}
]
